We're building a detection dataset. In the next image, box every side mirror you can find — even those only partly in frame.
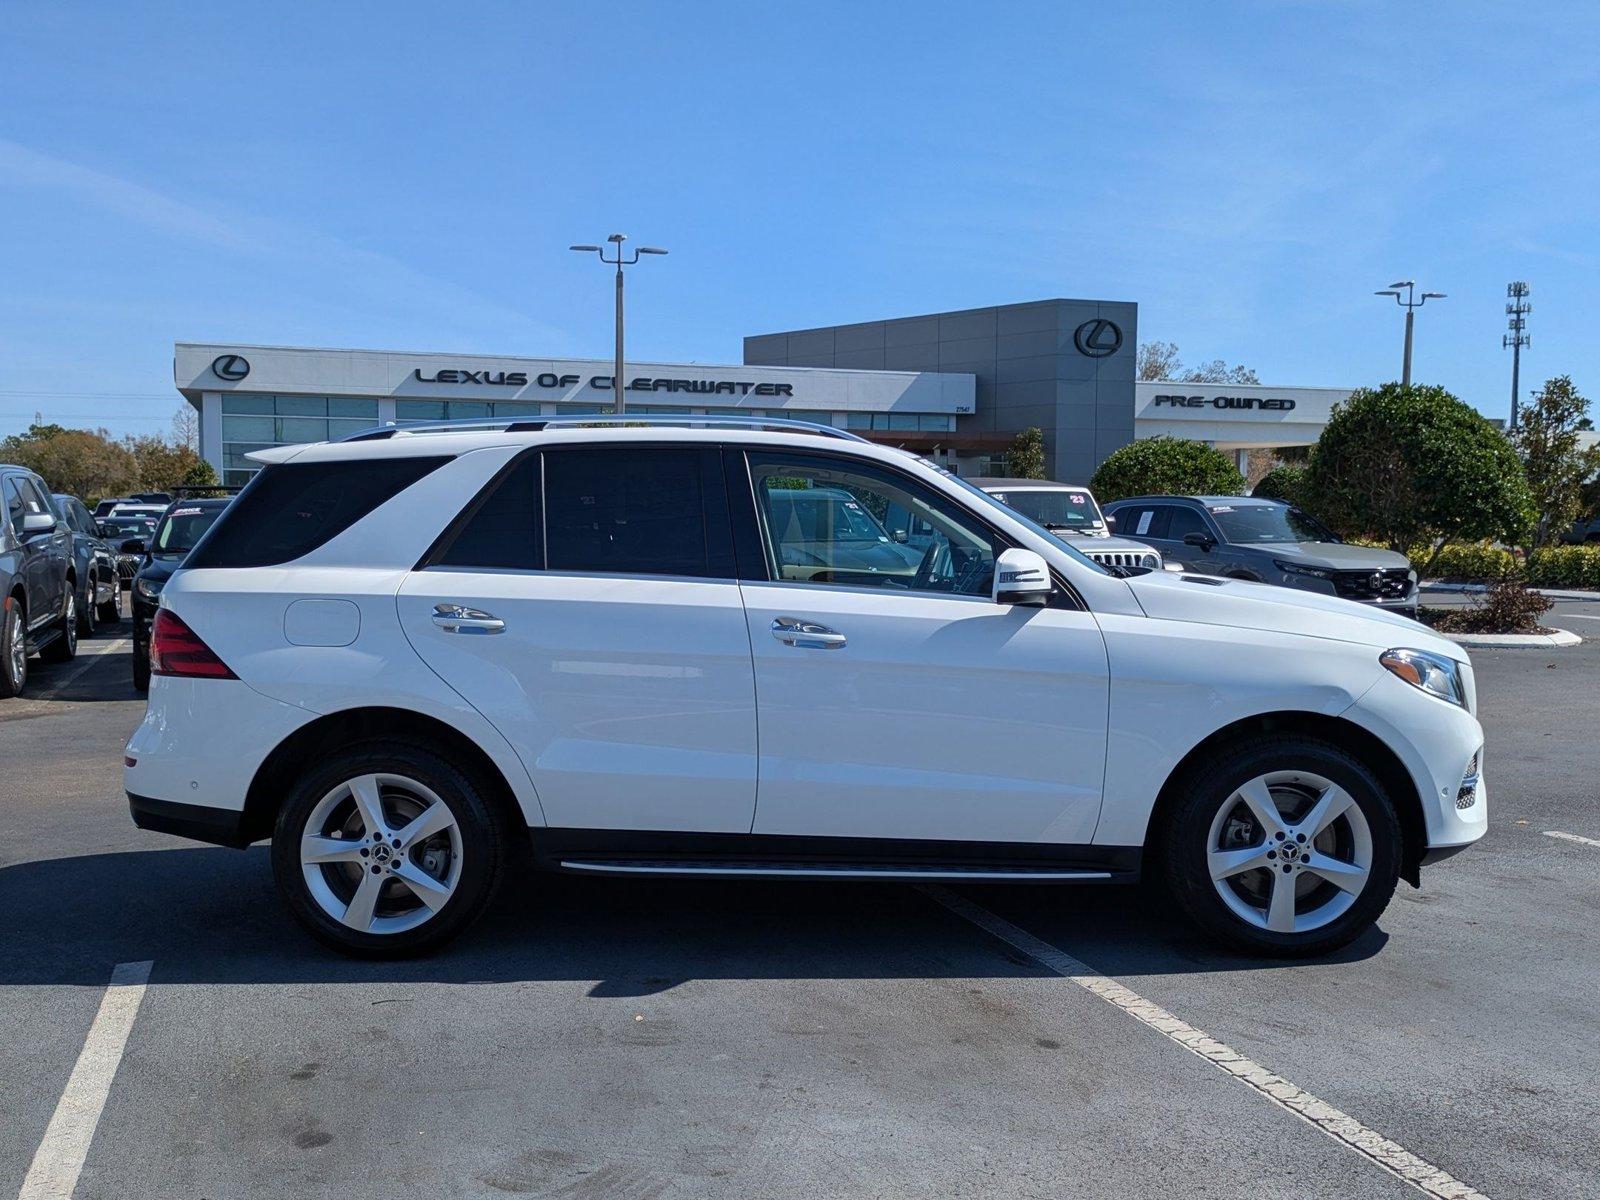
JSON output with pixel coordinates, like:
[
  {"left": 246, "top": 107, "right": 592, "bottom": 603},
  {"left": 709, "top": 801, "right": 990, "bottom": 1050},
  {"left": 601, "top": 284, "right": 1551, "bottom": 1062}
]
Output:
[
  {"left": 119, "top": 538, "right": 146, "bottom": 555},
  {"left": 1183, "top": 531, "right": 1216, "bottom": 552},
  {"left": 891, "top": 528, "right": 909, "bottom": 543},
  {"left": 993, "top": 547, "right": 1052, "bottom": 607},
  {"left": 1103, "top": 514, "right": 1116, "bottom": 530},
  {"left": 21, "top": 512, "right": 57, "bottom": 536}
]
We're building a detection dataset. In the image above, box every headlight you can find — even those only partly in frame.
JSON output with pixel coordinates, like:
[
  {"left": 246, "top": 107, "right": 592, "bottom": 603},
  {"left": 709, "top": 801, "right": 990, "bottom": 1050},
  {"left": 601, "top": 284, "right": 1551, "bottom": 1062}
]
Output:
[
  {"left": 1141, "top": 553, "right": 1159, "bottom": 569},
  {"left": 1380, "top": 648, "right": 1466, "bottom": 708},
  {"left": 1274, "top": 559, "right": 1332, "bottom": 580},
  {"left": 135, "top": 576, "right": 164, "bottom": 601}
]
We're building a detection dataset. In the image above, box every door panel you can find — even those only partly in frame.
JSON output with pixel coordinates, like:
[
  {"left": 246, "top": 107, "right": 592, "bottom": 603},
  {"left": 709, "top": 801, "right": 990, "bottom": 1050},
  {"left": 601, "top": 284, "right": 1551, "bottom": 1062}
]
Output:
[
  {"left": 398, "top": 572, "right": 758, "bottom": 832},
  {"left": 741, "top": 584, "right": 1110, "bottom": 844}
]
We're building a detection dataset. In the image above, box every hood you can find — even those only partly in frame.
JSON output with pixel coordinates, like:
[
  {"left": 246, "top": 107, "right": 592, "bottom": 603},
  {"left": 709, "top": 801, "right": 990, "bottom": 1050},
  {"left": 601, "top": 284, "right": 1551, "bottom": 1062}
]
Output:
[
  {"left": 1065, "top": 532, "right": 1158, "bottom": 556},
  {"left": 1258, "top": 542, "right": 1413, "bottom": 571},
  {"left": 138, "top": 555, "right": 182, "bottom": 584},
  {"left": 1125, "top": 568, "right": 1459, "bottom": 657}
]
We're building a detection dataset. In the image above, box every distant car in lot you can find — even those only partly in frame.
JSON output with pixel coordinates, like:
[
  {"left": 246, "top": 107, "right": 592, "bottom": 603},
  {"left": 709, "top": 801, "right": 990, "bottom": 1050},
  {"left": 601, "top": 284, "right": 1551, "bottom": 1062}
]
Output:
[
  {"left": 1561, "top": 515, "right": 1600, "bottom": 544},
  {"left": 126, "top": 416, "right": 1485, "bottom": 960},
  {"left": 96, "top": 494, "right": 172, "bottom": 518},
  {"left": 129, "top": 496, "right": 234, "bottom": 691},
  {"left": 51, "top": 493, "right": 122, "bottom": 632},
  {"left": 765, "top": 485, "right": 925, "bottom": 583},
  {"left": 971, "top": 478, "right": 1162, "bottom": 572},
  {"left": 1, "top": 464, "right": 77, "bottom": 697},
  {"left": 1104, "top": 495, "right": 1418, "bottom": 616},
  {"left": 98, "top": 513, "right": 160, "bottom": 590}
]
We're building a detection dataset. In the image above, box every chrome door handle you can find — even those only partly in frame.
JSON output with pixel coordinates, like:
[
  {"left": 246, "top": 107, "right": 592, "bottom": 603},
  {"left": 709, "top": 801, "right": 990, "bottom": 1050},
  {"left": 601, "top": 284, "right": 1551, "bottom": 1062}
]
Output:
[
  {"left": 771, "top": 616, "right": 846, "bottom": 649},
  {"left": 432, "top": 603, "right": 505, "bottom": 635}
]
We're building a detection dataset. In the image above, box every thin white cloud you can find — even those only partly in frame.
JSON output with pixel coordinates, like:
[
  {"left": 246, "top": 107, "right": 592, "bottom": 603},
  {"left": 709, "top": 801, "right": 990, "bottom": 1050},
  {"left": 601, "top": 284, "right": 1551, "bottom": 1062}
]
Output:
[{"left": 0, "top": 136, "right": 566, "bottom": 345}]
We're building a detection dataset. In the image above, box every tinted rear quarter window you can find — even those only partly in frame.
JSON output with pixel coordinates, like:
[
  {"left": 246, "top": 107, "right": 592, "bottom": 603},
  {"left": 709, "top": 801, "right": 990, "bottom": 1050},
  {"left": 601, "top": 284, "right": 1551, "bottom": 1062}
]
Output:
[{"left": 185, "top": 456, "right": 449, "bottom": 569}]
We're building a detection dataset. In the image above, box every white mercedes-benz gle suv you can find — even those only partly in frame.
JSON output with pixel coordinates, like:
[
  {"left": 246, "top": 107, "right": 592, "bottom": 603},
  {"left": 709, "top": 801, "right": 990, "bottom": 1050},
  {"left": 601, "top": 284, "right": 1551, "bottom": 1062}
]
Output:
[{"left": 125, "top": 416, "right": 1487, "bottom": 957}]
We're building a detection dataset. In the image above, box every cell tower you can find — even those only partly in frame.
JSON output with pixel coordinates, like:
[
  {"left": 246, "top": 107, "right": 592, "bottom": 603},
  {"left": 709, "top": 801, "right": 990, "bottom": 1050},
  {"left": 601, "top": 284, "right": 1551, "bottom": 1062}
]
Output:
[{"left": 1504, "top": 282, "right": 1531, "bottom": 429}]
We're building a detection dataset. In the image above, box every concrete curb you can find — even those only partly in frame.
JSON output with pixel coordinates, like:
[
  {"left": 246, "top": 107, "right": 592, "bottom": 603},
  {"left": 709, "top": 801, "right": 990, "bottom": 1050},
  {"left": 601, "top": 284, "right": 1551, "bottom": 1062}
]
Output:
[
  {"left": 1437, "top": 627, "right": 1583, "bottom": 649},
  {"left": 1422, "top": 583, "right": 1600, "bottom": 602}
]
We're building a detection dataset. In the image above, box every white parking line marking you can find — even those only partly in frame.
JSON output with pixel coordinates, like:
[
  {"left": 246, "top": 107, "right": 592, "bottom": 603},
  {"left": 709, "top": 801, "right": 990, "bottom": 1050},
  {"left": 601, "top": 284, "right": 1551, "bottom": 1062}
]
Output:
[
  {"left": 1559, "top": 613, "right": 1600, "bottom": 620},
  {"left": 921, "top": 887, "right": 1486, "bottom": 1200},
  {"left": 1543, "top": 830, "right": 1600, "bottom": 849},
  {"left": 19, "top": 960, "right": 153, "bottom": 1200},
  {"left": 35, "top": 637, "right": 131, "bottom": 701}
]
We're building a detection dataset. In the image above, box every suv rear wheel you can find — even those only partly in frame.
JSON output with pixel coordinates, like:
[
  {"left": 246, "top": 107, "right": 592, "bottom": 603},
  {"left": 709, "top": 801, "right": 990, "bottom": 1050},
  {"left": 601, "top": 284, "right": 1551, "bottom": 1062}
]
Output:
[
  {"left": 0, "top": 598, "right": 25, "bottom": 698},
  {"left": 1161, "top": 736, "right": 1401, "bottom": 956},
  {"left": 270, "top": 742, "right": 506, "bottom": 957},
  {"left": 40, "top": 589, "right": 77, "bottom": 664}
]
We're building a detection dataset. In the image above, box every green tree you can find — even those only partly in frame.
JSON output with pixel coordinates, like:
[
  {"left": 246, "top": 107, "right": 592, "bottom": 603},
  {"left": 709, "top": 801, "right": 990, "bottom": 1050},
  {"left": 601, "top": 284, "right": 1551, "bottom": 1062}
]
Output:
[
  {"left": 1251, "top": 464, "right": 1306, "bottom": 506},
  {"left": 1003, "top": 427, "right": 1047, "bottom": 479},
  {"left": 1513, "top": 375, "right": 1600, "bottom": 547},
  {"left": 1301, "top": 383, "right": 1534, "bottom": 573},
  {"left": 178, "top": 458, "right": 225, "bottom": 497},
  {"left": 1089, "top": 436, "right": 1245, "bottom": 502},
  {"left": 122, "top": 434, "right": 204, "bottom": 494},
  {"left": 0, "top": 423, "right": 139, "bottom": 503}
]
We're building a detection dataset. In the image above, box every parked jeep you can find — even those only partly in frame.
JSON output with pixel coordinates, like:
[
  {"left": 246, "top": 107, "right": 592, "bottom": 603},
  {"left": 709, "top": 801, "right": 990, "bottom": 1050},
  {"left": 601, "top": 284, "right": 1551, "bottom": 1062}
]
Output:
[
  {"left": 1, "top": 464, "right": 77, "bottom": 697},
  {"left": 971, "top": 478, "right": 1162, "bottom": 572}
]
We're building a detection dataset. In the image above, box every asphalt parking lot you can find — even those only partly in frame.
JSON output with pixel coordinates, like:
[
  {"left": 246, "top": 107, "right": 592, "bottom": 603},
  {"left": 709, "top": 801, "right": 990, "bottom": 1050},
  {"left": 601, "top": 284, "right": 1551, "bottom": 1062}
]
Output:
[{"left": 3, "top": 601, "right": 1597, "bottom": 1199}]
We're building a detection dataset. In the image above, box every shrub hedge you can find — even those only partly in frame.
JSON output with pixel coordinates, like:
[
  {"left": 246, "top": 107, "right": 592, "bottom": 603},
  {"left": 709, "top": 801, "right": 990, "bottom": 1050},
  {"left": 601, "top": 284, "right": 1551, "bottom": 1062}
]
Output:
[{"left": 1525, "top": 545, "right": 1600, "bottom": 590}]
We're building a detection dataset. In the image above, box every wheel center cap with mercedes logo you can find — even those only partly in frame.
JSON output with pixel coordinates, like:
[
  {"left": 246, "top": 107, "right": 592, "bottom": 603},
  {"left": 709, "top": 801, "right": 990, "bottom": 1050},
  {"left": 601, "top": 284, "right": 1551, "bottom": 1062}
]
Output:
[
  {"left": 211, "top": 354, "right": 250, "bottom": 382},
  {"left": 1073, "top": 318, "right": 1123, "bottom": 358}
]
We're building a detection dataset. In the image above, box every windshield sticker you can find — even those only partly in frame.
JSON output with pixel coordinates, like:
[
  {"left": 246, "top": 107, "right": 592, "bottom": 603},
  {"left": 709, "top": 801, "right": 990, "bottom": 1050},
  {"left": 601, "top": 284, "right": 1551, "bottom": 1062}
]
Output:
[
  {"left": 171, "top": 507, "right": 203, "bottom": 517},
  {"left": 1069, "top": 493, "right": 1087, "bottom": 504},
  {"left": 1208, "top": 505, "right": 1235, "bottom": 513},
  {"left": 1135, "top": 511, "right": 1153, "bottom": 535}
]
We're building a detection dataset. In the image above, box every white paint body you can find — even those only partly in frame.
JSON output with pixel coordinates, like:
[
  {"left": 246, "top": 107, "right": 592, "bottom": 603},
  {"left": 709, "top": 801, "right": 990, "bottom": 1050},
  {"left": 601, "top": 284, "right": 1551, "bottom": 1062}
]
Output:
[{"left": 125, "top": 426, "right": 1486, "bottom": 861}]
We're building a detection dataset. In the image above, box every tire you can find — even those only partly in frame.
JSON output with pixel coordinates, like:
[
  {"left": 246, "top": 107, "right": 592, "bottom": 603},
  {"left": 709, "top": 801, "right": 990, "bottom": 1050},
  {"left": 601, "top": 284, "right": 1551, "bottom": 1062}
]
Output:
[
  {"left": 270, "top": 741, "right": 507, "bottom": 957},
  {"left": 76, "top": 575, "right": 96, "bottom": 637},
  {"left": 97, "top": 586, "right": 121, "bottom": 626},
  {"left": 131, "top": 644, "right": 150, "bottom": 692},
  {"left": 0, "top": 599, "right": 25, "bottom": 699},
  {"left": 1159, "top": 735, "right": 1401, "bottom": 957},
  {"left": 40, "top": 588, "right": 78, "bottom": 664}
]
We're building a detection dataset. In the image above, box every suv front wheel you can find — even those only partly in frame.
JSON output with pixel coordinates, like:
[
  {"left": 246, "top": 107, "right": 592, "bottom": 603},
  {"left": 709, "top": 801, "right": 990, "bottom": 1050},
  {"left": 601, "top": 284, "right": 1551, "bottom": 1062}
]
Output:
[
  {"left": 1161, "top": 736, "right": 1401, "bottom": 956},
  {"left": 271, "top": 742, "right": 507, "bottom": 956}
]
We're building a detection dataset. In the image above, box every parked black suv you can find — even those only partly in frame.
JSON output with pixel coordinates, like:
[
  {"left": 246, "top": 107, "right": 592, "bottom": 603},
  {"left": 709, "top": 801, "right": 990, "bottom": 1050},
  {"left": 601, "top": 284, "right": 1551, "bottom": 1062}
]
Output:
[
  {"left": 52, "top": 493, "right": 122, "bottom": 633},
  {"left": 1, "top": 465, "right": 77, "bottom": 697},
  {"left": 130, "top": 494, "right": 235, "bottom": 690},
  {"left": 1103, "top": 495, "right": 1418, "bottom": 616}
]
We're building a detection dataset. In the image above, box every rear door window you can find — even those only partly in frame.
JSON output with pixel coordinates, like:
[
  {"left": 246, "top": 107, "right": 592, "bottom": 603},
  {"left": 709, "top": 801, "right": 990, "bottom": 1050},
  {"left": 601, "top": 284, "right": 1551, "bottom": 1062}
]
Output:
[
  {"left": 185, "top": 456, "right": 449, "bottom": 568},
  {"left": 432, "top": 452, "right": 544, "bottom": 571},
  {"left": 541, "top": 446, "right": 731, "bottom": 578},
  {"left": 1163, "top": 506, "right": 1210, "bottom": 542}
]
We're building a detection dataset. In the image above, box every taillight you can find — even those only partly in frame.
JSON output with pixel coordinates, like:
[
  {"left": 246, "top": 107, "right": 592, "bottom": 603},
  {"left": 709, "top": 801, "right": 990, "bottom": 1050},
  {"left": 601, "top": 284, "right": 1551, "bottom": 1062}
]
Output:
[{"left": 150, "top": 609, "right": 237, "bottom": 679}]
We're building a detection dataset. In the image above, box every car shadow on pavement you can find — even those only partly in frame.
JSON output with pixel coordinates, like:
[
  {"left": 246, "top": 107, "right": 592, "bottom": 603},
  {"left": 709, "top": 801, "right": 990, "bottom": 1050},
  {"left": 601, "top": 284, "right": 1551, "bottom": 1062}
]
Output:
[{"left": 0, "top": 845, "right": 1386, "bottom": 993}]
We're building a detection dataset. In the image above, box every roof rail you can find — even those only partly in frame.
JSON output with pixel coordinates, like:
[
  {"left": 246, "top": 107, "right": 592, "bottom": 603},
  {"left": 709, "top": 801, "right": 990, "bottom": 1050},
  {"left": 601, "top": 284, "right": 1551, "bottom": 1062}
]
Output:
[{"left": 339, "top": 413, "right": 872, "bottom": 444}]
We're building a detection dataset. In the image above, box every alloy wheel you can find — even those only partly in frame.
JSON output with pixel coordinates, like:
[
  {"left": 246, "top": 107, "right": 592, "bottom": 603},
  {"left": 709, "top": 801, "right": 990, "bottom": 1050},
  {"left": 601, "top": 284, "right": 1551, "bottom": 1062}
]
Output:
[
  {"left": 63, "top": 592, "right": 77, "bottom": 654},
  {"left": 6, "top": 607, "right": 23, "bottom": 689},
  {"left": 299, "top": 773, "right": 463, "bottom": 935},
  {"left": 1206, "top": 771, "right": 1372, "bottom": 935}
]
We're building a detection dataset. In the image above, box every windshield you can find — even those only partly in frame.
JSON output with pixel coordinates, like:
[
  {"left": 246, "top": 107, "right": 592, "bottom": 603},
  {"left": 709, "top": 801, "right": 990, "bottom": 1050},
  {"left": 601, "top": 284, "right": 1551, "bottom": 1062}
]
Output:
[
  {"left": 102, "top": 518, "right": 156, "bottom": 540},
  {"left": 990, "top": 488, "right": 1103, "bottom": 530},
  {"left": 153, "top": 505, "right": 225, "bottom": 554},
  {"left": 1209, "top": 503, "right": 1336, "bottom": 545},
  {"left": 937, "top": 469, "right": 1109, "bottom": 576},
  {"left": 768, "top": 489, "right": 891, "bottom": 543}
]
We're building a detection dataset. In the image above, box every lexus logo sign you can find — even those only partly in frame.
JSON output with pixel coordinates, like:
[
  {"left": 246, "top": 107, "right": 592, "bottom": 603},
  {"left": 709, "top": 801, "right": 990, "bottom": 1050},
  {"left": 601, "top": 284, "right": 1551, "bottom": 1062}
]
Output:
[
  {"left": 1073, "top": 319, "right": 1123, "bottom": 359},
  {"left": 211, "top": 354, "right": 250, "bottom": 382}
]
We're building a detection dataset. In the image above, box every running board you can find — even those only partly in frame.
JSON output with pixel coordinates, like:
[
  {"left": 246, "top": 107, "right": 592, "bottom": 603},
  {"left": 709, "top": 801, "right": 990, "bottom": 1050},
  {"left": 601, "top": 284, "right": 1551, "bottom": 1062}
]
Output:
[{"left": 557, "top": 859, "right": 1116, "bottom": 882}]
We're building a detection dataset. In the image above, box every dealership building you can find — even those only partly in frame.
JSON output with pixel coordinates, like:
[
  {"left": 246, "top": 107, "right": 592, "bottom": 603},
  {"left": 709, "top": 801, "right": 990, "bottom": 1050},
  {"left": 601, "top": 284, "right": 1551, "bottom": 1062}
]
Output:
[{"left": 175, "top": 298, "right": 1352, "bottom": 488}]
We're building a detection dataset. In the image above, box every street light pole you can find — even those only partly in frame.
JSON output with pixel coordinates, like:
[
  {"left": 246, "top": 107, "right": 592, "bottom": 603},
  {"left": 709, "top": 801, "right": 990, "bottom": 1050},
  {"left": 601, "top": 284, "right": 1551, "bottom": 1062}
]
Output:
[
  {"left": 570, "top": 234, "right": 669, "bottom": 415},
  {"left": 1374, "top": 280, "right": 1446, "bottom": 387}
]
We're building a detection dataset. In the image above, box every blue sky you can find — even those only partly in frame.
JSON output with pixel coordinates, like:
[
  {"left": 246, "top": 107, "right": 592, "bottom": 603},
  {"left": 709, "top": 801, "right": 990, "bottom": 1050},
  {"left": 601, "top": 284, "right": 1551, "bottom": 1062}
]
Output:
[{"left": 1, "top": 1, "right": 1595, "bottom": 438}]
